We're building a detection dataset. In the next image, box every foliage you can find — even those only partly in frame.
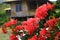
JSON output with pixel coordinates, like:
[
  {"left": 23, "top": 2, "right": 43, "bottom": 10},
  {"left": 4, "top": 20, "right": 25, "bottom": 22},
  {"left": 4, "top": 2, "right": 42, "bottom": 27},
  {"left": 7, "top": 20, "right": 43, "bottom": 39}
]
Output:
[{"left": 0, "top": 4, "right": 10, "bottom": 25}]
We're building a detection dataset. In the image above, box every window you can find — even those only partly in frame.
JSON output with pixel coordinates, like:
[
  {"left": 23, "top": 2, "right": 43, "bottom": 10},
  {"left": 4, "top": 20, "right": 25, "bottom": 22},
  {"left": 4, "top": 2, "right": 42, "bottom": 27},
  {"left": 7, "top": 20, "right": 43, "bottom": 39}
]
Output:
[
  {"left": 16, "top": 3, "right": 22, "bottom": 12},
  {"left": 6, "top": 10, "right": 11, "bottom": 17}
]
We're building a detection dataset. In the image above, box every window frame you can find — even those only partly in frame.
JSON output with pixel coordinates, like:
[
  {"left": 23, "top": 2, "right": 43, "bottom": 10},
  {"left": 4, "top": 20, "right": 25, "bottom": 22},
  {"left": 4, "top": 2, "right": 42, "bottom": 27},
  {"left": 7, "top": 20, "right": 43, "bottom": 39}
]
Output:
[{"left": 16, "top": 2, "right": 22, "bottom": 12}]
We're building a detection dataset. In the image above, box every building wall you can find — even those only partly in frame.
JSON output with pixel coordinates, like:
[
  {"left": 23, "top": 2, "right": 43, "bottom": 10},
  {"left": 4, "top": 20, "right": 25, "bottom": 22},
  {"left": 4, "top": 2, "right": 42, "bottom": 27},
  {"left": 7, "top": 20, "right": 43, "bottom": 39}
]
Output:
[
  {"left": 10, "top": 1, "right": 38, "bottom": 17},
  {"left": 28, "top": 10, "right": 35, "bottom": 16},
  {"left": 10, "top": 1, "right": 32, "bottom": 17},
  {"left": 22, "top": 1, "right": 35, "bottom": 17},
  {"left": 16, "top": 1, "right": 29, "bottom": 17},
  {"left": 11, "top": 3, "right": 16, "bottom": 17}
]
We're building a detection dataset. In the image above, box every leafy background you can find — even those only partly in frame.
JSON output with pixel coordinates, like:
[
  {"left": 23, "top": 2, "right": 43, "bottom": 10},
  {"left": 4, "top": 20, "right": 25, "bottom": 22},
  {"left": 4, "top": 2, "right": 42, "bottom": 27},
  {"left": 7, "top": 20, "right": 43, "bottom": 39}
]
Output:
[
  {"left": 0, "top": 4, "right": 10, "bottom": 25},
  {"left": 0, "top": 3, "right": 10, "bottom": 40}
]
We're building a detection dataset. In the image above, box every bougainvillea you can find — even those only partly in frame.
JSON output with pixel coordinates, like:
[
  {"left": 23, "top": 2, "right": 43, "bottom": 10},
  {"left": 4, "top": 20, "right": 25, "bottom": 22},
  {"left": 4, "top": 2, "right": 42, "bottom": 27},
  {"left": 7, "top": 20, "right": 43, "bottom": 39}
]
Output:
[
  {"left": 4, "top": 19, "right": 17, "bottom": 27},
  {"left": 28, "top": 35, "right": 37, "bottom": 40},
  {"left": 10, "top": 34, "right": 18, "bottom": 40},
  {"left": 35, "top": 2, "right": 54, "bottom": 20},
  {"left": 1, "top": 2, "right": 60, "bottom": 40},
  {"left": 44, "top": 17, "right": 57, "bottom": 27}
]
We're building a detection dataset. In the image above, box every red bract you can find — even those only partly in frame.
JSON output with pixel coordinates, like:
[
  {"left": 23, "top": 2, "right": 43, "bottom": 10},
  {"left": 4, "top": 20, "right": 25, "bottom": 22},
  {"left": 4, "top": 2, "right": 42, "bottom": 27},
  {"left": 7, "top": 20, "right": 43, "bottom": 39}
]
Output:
[
  {"left": 15, "top": 25, "right": 22, "bottom": 30},
  {"left": 54, "top": 36, "right": 59, "bottom": 40},
  {"left": 35, "top": 4, "right": 48, "bottom": 20},
  {"left": 10, "top": 19, "right": 17, "bottom": 25},
  {"left": 21, "top": 18, "right": 39, "bottom": 35},
  {"left": 27, "top": 18, "right": 39, "bottom": 30},
  {"left": 23, "top": 22, "right": 35, "bottom": 35},
  {"left": 47, "top": 2, "right": 55, "bottom": 10},
  {"left": 4, "top": 23, "right": 7, "bottom": 27},
  {"left": 35, "top": 2, "right": 54, "bottom": 20},
  {"left": 22, "top": 21, "right": 34, "bottom": 35},
  {"left": 4, "top": 22, "right": 11, "bottom": 27},
  {"left": 39, "top": 28, "right": 48, "bottom": 36},
  {"left": 57, "top": 32, "right": 60, "bottom": 37},
  {"left": 10, "top": 34, "right": 18, "bottom": 40},
  {"left": 2, "top": 28, "right": 7, "bottom": 34},
  {"left": 39, "top": 28, "right": 51, "bottom": 40},
  {"left": 38, "top": 35, "right": 46, "bottom": 40},
  {"left": 4, "top": 19, "right": 17, "bottom": 27},
  {"left": 7, "top": 21, "right": 12, "bottom": 27},
  {"left": 46, "top": 33, "right": 51, "bottom": 38},
  {"left": 44, "top": 17, "right": 57, "bottom": 27},
  {"left": 21, "top": 21, "right": 28, "bottom": 26},
  {"left": 28, "top": 35, "right": 37, "bottom": 40}
]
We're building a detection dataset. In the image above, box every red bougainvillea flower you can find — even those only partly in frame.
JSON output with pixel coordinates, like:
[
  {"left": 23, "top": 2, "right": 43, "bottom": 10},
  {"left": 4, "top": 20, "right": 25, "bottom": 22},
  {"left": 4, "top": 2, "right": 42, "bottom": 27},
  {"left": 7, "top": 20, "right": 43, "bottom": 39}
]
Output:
[
  {"left": 39, "top": 28, "right": 51, "bottom": 40},
  {"left": 47, "top": 2, "right": 55, "bottom": 10},
  {"left": 4, "top": 19, "right": 17, "bottom": 27},
  {"left": 39, "top": 28, "right": 48, "bottom": 36},
  {"left": 10, "top": 19, "right": 17, "bottom": 25},
  {"left": 38, "top": 35, "right": 46, "bottom": 40},
  {"left": 7, "top": 21, "right": 12, "bottom": 27},
  {"left": 57, "top": 32, "right": 60, "bottom": 37},
  {"left": 2, "top": 28, "right": 7, "bottom": 34},
  {"left": 35, "top": 4, "right": 48, "bottom": 20},
  {"left": 54, "top": 36, "right": 59, "bottom": 40},
  {"left": 24, "top": 23, "right": 35, "bottom": 35},
  {"left": 44, "top": 17, "right": 57, "bottom": 27},
  {"left": 35, "top": 2, "right": 54, "bottom": 20},
  {"left": 22, "top": 21, "right": 34, "bottom": 35},
  {"left": 21, "top": 21, "right": 27, "bottom": 26},
  {"left": 28, "top": 35, "right": 37, "bottom": 40},
  {"left": 3, "top": 22, "right": 11, "bottom": 27},
  {"left": 54, "top": 32, "right": 60, "bottom": 40},
  {"left": 10, "top": 34, "right": 18, "bottom": 40},
  {"left": 4, "top": 22, "right": 8, "bottom": 27},
  {"left": 46, "top": 33, "right": 51, "bottom": 38},
  {"left": 27, "top": 18, "right": 39, "bottom": 30},
  {"left": 21, "top": 18, "right": 39, "bottom": 35},
  {"left": 15, "top": 25, "right": 23, "bottom": 30}
]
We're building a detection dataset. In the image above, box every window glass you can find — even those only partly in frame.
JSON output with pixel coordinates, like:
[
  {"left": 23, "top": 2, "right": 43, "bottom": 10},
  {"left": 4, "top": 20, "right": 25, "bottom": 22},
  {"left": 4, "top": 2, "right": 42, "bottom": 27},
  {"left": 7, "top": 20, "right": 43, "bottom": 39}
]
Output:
[{"left": 16, "top": 3, "right": 22, "bottom": 12}]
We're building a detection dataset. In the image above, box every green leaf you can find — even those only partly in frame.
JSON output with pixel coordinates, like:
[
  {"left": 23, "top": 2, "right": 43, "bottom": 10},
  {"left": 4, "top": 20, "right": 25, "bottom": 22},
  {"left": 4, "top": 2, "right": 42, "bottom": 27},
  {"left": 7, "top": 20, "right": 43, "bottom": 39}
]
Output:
[{"left": 46, "top": 38, "right": 51, "bottom": 40}]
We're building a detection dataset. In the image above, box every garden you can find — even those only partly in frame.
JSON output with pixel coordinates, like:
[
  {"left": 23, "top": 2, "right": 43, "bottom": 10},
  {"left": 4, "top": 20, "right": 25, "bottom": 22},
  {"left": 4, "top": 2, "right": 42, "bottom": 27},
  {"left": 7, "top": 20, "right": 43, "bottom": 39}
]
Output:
[{"left": 0, "top": 0, "right": 60, "bottom": 40}]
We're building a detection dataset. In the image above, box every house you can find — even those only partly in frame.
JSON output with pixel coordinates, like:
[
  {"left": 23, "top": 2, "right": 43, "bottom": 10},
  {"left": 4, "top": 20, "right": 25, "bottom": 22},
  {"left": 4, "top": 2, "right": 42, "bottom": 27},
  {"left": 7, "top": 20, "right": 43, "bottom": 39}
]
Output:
[{"left": 4, "top": 0, "right": 48, "bottom": 20}]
